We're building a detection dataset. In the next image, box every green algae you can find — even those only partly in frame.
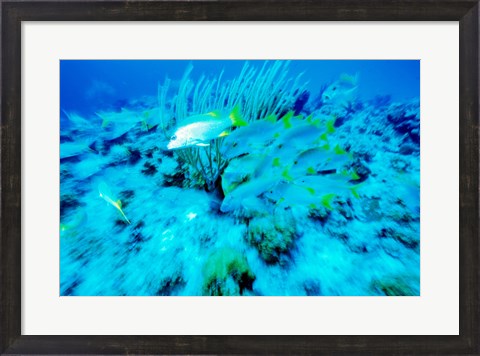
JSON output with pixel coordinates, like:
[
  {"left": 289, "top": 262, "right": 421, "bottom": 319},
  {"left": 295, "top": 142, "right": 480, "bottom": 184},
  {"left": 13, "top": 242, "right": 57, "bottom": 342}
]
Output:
[{"left": 202, "top": 247, "right": 255, "bottom": 296}]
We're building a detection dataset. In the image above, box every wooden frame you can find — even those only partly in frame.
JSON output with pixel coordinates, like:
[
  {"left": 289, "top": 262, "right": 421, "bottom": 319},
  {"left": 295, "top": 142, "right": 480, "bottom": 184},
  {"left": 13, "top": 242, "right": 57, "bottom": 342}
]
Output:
[{"left": 1, "top": 1, "right": 478, "bottom": 354}]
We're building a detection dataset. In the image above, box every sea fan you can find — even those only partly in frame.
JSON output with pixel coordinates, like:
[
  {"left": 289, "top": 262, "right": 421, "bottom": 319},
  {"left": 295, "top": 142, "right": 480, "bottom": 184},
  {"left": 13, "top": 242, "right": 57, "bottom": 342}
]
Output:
[{"left": 161, "top": 61, "right": 309, "bottom": 192}]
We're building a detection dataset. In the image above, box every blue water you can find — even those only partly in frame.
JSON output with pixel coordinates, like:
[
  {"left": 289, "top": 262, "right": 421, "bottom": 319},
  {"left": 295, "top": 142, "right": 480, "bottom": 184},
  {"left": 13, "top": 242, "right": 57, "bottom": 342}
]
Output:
[
  {"left": 60, "top": 60, "right": 420, "bottom": 296},
  {"left": 61, "top": 60, "right": 419, "bottom": 117}
]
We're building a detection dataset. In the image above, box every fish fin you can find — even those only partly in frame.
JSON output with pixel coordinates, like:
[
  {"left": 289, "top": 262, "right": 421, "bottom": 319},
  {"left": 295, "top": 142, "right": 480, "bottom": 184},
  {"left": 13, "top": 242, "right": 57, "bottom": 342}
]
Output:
[
  {"left": 334, "top": 144, "right": 347, "bottom": 155},
  {"left": 207, "top": 110, "right": 222, "bottom": 118},
  {"left": 115, "top": 203, "right": 131, "bottom": 224},
  {"left": 276, "top": 197, "right": 286, "bottom": 205},
  {"left": 346, "top": 87, "right": 358, "bottom": 95},
  {"left": 306, "top": 187, "right": 316, "bottom": 195},
  {"left": 313, "top": 133, "right": 328, "bottom": 145},
  {"left": 224, "top": 182, "right": 238, "bottom": 195},
  {"left": 272, "top": 157, "right": 281, "bottom": 167},
  {"left": 308, "top": 203, "right": 317, "bottom": 209},
  {"left": 120, "top": 210, "right": 131, "bottom": 224},
  {"left": 281, "top": 111, "right": 294, "bottom": 129},
  {"left": 62, "top": 109, "right": 70, "bottom": 119},
  {"left": 326, "top": 117, "right": 336, "bottom": 134},
  {"left": 350, "top": 170, "right": 361, "bottom": 180},
  {"left": 321, "top": 193, "right": 336, "bottom": 210},
  {"left": 312, "top": 119, "right": 324, "bottom": 129},
  {"left": 96, "top": 112, "right": 111, "bottom": 128},
  {"left": 339, "top": 73, "right": 351, "bottom": 83},
  {"left": 281, "top": 167, "right": 294, "bottom": 182},
  {"left": 229, "top": 105, "right": 247, "bottom": 126},
  {"left": 306, "top": 166, "right": 316, "bottom": 175},
  {"left": 349, "top": 184, "right": 363, "bottom": 198},
  {"left": 265, "top": 114, "right": 277, "bottom": 123},
  {"left": 340, "top": 73, "right": 358, "bottom": 85},
  {"left": 339, "top": 169, "right": 349, "bottom": 177},
  {"left": 306, "top": 114, "right": 313, "bottom": 123},
  {"left": 218, "top": 130, "right": 230, "bottom": 137}
]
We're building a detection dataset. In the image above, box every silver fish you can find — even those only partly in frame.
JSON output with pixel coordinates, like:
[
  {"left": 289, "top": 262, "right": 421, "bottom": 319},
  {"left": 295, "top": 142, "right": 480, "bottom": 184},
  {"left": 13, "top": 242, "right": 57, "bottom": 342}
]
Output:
[{"left": 167, "top": 106, "right": 246, "bottom": 150}]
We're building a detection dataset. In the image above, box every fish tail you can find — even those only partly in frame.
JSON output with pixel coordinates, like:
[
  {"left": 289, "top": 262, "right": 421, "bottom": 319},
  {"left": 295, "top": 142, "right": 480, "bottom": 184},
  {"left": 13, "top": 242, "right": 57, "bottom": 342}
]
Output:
[
  {"left": 321, "top": 193, "right": 336, "bottom": 210},
  {"left": 265, "top": 113, "right": 277, "bottom": 123},
  {"left": 349, "top": 183, "right": 363, "bottom": 198},
  {"left": 281, "top": 111, "right": 294, "bottom": 129},
  {"left": 350, "top": 170, "right": 361, "bottom": 180},
  {"left": 306, "top": 166, "right": 316, "bottom": 175},
  {"left": 118, "top": 207, "right": 131, "bottom": 224},
  {"left": 112, "top": 199, "right": 130, "bottom": 224},
  {"left": 326, "top": 116, "right": 336, "bottom": 134},
  {"left": 281, "top": 167, "right": 294, "bottom": 182},
  {"left": 333, "top": 144, "right": 347, "bottom": 155},
  {"left": 229, "top": 105, "right": 247, "bottom": 127},
  {"left": 340, "top": 72, "right": 358, "bottom": 85}
]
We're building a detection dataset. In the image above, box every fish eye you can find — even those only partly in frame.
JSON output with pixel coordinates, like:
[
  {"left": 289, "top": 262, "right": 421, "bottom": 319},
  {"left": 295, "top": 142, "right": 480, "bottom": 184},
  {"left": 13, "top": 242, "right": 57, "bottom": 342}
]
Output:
[
  {"left": 332, "top": 87, "right": 336, "bottom": 91},
  {"left": 171, "top": 135, "right": 177, "bottom": 140}
]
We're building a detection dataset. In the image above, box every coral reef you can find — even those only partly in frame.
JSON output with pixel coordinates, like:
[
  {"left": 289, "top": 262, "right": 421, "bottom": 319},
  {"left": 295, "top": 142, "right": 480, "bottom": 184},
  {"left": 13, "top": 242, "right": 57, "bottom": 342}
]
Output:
[
  {"left": 247, "top": 207, "right": 298, "bottom": 263},
  {"left": 202, "top": 247, "right": 255, "bottom": 296},
  {"left": 370, "top": 275, "right": 419, "bottom": 296}
]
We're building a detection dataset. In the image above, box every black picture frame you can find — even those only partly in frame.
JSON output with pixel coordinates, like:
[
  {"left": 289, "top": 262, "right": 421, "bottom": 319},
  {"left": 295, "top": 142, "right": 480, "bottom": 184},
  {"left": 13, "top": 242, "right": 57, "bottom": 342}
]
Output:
[{"left": 1, "top": 1, "right": 478, "bottom": 354}]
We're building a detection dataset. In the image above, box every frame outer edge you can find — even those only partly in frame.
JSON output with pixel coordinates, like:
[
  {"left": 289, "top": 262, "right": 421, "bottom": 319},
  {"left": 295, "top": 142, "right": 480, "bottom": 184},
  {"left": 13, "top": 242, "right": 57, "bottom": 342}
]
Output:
[
  {"left": 1, "top": 2, "right": 22, "bottom": 355},
  {"left": 459, "top": 2, "right": 480, "bottom": 355},
  {"left": 0, "top": 0, "right": 479, "bottom": 354}
]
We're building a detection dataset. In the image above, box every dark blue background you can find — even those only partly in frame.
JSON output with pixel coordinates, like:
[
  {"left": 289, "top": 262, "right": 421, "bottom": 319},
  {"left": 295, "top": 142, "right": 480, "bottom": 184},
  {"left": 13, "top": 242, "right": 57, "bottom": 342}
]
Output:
[{"left": 60, "top": 60, "right": 420, "bottom": 117}]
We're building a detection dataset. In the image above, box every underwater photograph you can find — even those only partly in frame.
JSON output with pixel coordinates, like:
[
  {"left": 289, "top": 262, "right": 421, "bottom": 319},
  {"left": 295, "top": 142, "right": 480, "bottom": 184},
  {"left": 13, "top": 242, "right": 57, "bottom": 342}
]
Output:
[{"left": 60, "top": 60, "right": 420, "bottom": 296}]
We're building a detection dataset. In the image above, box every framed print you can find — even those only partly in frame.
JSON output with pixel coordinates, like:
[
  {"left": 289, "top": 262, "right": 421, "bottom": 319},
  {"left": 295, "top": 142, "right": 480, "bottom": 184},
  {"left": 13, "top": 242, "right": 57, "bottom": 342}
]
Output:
[{"left": 1, "top": 1, "right": 478, "bottom": 354}]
